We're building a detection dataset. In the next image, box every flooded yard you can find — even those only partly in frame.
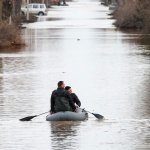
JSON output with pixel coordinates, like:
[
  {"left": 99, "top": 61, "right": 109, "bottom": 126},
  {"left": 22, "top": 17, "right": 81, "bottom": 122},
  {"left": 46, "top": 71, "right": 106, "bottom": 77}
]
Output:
[{"left": 0, "top": 0, "right": 150, "bottom": 150}]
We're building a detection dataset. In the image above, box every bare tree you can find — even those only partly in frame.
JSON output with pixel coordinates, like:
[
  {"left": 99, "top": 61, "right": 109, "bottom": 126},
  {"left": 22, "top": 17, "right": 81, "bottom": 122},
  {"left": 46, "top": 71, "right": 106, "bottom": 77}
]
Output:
[
  {"left": 12, "top": 0, "right": 22, "bottom": 16},
  {"left": 2, "top": 0, "right": 12, "bottom": 20},
  {"left": 0, "top": 1, "right": 2, "bottom": 21}
]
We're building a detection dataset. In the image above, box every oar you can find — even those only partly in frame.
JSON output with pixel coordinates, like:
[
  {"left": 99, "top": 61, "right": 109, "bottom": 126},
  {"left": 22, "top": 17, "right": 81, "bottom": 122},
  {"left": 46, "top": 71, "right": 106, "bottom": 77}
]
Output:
[
  {"left": 85, "top": 110, "right": 104, "bottom": 119},
  {"left": 19, "top": 111, "right": 49, "bottom": 121}
]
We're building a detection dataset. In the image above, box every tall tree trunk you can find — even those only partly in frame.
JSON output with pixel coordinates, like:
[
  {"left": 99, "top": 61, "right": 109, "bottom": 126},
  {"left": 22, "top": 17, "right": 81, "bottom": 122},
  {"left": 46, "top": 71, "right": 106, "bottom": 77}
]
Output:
[
  {"left": 117, "top": 0, "right": 125, "bottom": 6},
  {"left": 2, "top": 0, "right": 12, "bottom": 20},
  {"left": 12, "top": 0, "right": 22, "bottom": 16},
  {"left": 0, "top": 0, "right": 2, "bottom": 21}
]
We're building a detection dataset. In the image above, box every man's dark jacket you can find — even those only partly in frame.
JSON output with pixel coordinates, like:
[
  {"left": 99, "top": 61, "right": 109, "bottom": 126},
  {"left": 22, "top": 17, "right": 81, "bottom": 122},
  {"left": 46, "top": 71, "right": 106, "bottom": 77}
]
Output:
[
  {"left": 70, "top": 93, "right": 81, "bottom": 107},
  {"left": 50, "top": 88, "right": 76, "bottom": 113}
]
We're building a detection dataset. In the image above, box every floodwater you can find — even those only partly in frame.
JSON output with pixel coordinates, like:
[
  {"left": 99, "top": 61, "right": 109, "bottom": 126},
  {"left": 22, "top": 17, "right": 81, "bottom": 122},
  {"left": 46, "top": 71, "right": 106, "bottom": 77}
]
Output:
[{"left": 0, "top": 0, "right": 150, "bottom": 150}]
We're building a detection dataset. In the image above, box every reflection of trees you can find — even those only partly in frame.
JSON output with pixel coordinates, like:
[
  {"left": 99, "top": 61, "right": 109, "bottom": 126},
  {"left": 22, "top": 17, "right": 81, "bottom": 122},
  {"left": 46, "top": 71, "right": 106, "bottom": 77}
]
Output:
[
  {"left": 0, "top": 58, "right": 4, "bottom": 106},
  {"left": 0, "top": 58, "right": 3, "bottom": 74},
  {"left": 138, "top": 36, "right": 150, "bottom": 56},
  {"left": 121, "top": 29, "right": 150, "bottom": 56},
  {"left": 50, "top": 121, "right": 80, "bottom": 150}
]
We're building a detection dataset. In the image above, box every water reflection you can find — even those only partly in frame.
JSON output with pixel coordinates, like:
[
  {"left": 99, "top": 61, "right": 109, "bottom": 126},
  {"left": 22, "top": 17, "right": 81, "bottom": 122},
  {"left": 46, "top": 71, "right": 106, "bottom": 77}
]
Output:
[
  {"left": 0, "top": 58, "right": 4, "bottom": 93},
  {"left": 50, "top": 121, "right": 81, "bottom": 150},
  {"left": 139, "top": 36, "right": 150, "bottom": 56}
]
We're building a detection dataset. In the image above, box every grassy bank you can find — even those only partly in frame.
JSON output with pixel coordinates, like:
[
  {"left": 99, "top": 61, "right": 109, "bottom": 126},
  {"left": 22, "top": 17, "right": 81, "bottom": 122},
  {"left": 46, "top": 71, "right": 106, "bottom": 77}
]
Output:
[
  {"left": 0, "top": 14, "right": 37, "bottom": 50},
  {"left": 113, "top": 0, "right": 150, "bottom": 33},
  {"left": 0, "top": 22, "right": 24, "bottom": 49}
]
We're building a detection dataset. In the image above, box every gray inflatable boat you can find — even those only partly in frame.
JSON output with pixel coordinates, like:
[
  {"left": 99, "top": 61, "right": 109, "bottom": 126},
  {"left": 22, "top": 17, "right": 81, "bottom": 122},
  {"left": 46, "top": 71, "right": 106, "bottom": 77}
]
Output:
[{"left": 46, "top": 108, "right": 88, "bottom": 121}]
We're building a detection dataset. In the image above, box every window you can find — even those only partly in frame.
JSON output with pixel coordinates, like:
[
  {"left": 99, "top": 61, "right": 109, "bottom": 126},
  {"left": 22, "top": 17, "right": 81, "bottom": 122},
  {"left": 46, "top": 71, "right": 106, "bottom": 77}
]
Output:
[
  {"left": 40, "top": 5, "right": 44, "bottom": 8},
  {"left": 33, "top": 4, "right": 39, "bottom": 9}
]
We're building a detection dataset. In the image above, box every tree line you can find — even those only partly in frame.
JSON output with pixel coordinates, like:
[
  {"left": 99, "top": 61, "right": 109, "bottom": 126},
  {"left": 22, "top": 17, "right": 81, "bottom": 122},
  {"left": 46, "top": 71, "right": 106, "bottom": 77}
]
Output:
[
  {"left": 113, "top": 0, "right": 150, "bottom": 33},
  {"left": 0, "top": 0, "right": 51, "bottom": 21},
  {"left": 0, "top": 0, "right": 21, "bottom": 20}
]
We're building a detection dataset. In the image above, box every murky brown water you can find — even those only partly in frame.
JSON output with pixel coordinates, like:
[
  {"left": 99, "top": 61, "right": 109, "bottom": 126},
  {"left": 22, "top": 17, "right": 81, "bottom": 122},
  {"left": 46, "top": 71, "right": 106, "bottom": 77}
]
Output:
[{"left": 0, "top": 0, "right": 150, "bottom": 150}]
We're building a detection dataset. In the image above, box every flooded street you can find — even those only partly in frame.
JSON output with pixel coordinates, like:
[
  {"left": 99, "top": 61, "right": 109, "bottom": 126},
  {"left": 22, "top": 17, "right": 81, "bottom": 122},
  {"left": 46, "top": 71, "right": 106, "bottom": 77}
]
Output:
[{"left": 0, "top": 0, "right": 150, "bottom": 150}]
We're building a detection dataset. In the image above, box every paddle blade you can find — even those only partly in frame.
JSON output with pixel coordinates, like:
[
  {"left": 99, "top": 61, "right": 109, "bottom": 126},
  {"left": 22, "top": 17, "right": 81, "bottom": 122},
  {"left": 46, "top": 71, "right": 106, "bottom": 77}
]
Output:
[
  {"left": 92, "top": 113, "right": 104, "bottom": 119},
  {"left": 19, "top": 115, "right": 37, "bottom": 121}
]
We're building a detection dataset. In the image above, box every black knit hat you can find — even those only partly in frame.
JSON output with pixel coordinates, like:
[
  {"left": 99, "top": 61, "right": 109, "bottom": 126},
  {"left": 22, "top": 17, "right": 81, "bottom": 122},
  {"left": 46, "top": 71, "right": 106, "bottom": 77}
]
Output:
[{"left": 65, "top": 86, "right": 71, "bottom": 90}]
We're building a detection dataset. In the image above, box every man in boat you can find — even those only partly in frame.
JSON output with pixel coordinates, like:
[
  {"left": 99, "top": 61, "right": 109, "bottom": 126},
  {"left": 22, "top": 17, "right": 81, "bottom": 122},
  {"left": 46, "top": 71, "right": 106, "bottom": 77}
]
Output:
[
  {"left": 50, "top": 81, "right": 76, "bottom": 114},
  {"left": 65, "top": 86, "right": 81, "bottom": 107}
]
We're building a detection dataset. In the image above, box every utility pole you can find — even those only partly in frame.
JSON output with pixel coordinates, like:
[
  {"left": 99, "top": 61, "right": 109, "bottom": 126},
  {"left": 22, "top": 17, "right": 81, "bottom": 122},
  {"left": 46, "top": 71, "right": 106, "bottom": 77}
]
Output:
[
  {"left": 105, "top": 0, "right": 108, "bottom": 6},
  {"left": 27, "top": 0, "right": 29, "bottom": 20}
]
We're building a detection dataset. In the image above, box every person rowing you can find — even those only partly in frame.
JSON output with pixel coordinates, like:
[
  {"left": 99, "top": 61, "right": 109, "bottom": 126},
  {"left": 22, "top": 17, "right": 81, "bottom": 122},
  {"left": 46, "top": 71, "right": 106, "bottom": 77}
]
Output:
[{"left": 50, "top": 81, "right": 76, "bottom": 114}]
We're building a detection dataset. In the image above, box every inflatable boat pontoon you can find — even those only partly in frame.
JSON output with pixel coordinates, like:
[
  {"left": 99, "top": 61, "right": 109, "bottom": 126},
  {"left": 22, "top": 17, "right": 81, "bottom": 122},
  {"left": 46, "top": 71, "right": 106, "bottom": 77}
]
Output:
[{"left": 46, "top": 108, "right": 88, "bottom": 121}]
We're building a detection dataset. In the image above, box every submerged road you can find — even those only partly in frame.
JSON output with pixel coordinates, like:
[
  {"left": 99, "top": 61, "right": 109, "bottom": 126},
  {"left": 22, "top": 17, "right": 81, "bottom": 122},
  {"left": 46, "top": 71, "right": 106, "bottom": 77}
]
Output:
[{"left": 0, "top": 0, "right": 150, "bottom": 150}]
